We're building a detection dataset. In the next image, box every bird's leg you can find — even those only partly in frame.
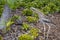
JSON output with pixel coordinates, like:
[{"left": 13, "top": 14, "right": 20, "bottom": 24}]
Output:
[
  {"left": 46, "top": 23, "right": 51, "bottom": 40},
  {"left": 43, "top": 22, "right": 46, "bottom": 40}
]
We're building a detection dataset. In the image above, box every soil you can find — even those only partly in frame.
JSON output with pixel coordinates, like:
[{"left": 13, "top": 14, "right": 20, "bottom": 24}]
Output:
[
  {"left": 0, "top": 8, "right": 60, "bottom": 40},
  {"left": 35, "top": 13, "right": 60, "bottom": 40}
]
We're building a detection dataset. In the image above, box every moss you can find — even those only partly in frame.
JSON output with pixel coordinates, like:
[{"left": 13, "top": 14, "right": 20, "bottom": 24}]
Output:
[
  {"left": 29, "top": 28, "right": 39, "bottom": 37},
  {"left": 18, "top": 34, "right": 34, "bottom": 40},
  {"left": 33, "top": 13, "right": 39, "bottom": 18},
  {"left": 22, "top": 8, "right": 33, "bottom": 16},
  {"left": 6, "top": 21, "right": 14, "bottom": 31},
  {"left": 0, "top": 5, "right": 4, "bottom": 17},
  {"left": 6, "top": 15, "right": 20, "bottom": 31},
  {"left": 0, "top": 35, "right": 3, "bottom": 40},
  {"left": 10, "top": 15, "right": 21, "bottom": 21},
  {"left": 22, "top": 22, "right": 30, "bottom": 31},
  {"left": 6, "top": 21, "right": 14, "bottom": 27},
  {"left": 19, "top": 2, "right": 26, "bottom": 8},
  {"left": 26, "top": 16, "right": 38, "bottom": 23}
]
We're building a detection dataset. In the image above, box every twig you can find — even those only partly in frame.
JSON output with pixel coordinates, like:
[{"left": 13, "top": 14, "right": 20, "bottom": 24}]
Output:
[
  {"left": 43, "top": 22, "right": 46, "bottom": 40},
  {"left": 46, "top": 23, "right": 51, "bottom": 40}
]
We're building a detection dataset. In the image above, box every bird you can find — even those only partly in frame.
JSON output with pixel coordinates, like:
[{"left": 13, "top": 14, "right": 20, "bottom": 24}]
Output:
[{"left": 30, "top": 7, "right": 56, "bottom": 40}]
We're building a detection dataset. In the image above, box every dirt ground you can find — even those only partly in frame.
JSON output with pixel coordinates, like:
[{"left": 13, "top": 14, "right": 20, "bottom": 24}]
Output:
[
  {"left": 0, "top": 8, "right": 60, "bottom": 40},
  {"left": 49, "top": 13, "right": 60, "bottom": 40},
  {"left": 12, "top": 8, "right": 60, "bottom": 40},
  {"left": 35, "top": 13, "right": 60, "bottom": 40}
]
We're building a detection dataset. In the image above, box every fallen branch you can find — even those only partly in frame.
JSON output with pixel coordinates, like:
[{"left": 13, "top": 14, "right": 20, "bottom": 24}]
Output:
[{"left": 30, "top": 7, "right": 56, "bottom": 40}]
